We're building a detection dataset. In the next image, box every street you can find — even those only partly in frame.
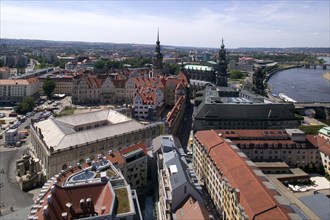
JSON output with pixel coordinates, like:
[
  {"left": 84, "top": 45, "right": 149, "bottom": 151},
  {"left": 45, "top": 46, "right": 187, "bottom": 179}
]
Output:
[
  {"left": 176, "top": 101, "right": 194, "bottom": 152},
  {"left": 0, "top": 118, "right": 34, "bottom": 217}
]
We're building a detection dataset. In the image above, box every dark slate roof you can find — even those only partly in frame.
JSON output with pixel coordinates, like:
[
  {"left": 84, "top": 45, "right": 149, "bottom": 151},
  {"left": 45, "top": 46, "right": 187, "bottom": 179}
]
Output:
[
  {"left": 165, "top": 151, "right": 189, "bottom": 190},
  {"left": 194, "top": 101, "right": 296, "bottom": 120},
  {"left": 299, "top": 193, "right": 330, "bottom": 220}
]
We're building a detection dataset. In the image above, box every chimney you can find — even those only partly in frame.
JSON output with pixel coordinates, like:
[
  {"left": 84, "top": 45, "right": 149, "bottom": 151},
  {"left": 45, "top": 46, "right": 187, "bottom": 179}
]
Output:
[
  {"left": 80, "top": 199, "right": 85, "bottom": 209},
  {"left": 86, "top": 198, "right": 92, "bottom": 208},
  {"left": 50, "top": 185, "right": 55, "bottom": 194},
  {"left": 47, "top": 195, "right": 52, "bottom": 204},
  {"left": 61, "top": 212, "right": 68, "bottom": 220},
  {"left": 43, "top": 205, "right": 48, "bottom": 216},
  {"left": 101, "top": 172, "right": 108, "bottom": 182},
  {"left": 236, "top": 189, "right": 240, "bottom": 203},
  {"left": 66, "top": 202, "right": 73, "bottom": 212}
]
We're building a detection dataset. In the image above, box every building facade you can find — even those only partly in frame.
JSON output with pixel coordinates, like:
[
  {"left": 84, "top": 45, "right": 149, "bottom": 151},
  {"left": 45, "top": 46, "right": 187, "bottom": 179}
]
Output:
[
  {"left": 107, "top": 142, "right": 148, "bottom": 191},
  {"left": 193, "top": 86, "right": 299, "bottom": 131},
  {"left": 156, "top": 135, "right": 208, "bottom": 220},
  {"left": 39, "top": 75, "right": 73, "bottom": 95},
  {"left": 0, "top": 78, "right": 40, "bottom": 103},
  {"left": 193, "top": 130, "right": 296, "bottom": 220},
  {"left": 29, "top": 109, "right": 166, "bottom": 180},
  {"left": 216, "top": 129, "right": 320, "bottom": 168}
]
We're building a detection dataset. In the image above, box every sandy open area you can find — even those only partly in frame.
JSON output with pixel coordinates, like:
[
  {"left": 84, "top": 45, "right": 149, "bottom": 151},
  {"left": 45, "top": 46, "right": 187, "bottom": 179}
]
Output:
[{"left": 322, "top": 71, "right": 330, "bottom": 81}]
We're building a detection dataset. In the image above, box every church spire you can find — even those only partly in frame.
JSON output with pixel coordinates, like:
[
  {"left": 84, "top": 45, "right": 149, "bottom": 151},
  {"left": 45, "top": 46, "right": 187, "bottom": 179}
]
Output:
[
  {"left": 155, "top": 28, "right": 161, "bottom": 52},
  {"left": 216, "top": 38, "right": 228, "bottom": 87},
  {"left": 157, "top": 28, "right": 160, "bottom": 44},
  {"left": 152, "top": 28, "right": 163, "bottom": 77}
]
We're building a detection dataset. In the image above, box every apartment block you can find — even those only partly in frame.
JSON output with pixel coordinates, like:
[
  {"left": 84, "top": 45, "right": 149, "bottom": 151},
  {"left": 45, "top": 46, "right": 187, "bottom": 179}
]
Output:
[
  {"left": 308, "top": 133, "right": 330, "bottom": 175},
  {"left": 0, "top": 77, "right": 40, "bottom": 103},
  {"left": 216, "top": 129, "right": 320, "bottom": 168},
  {"left": 193, "top": 130, "right": 298, "bottom": 220},
  {"left": 107, "top": 142, "right": 148, "bottom": 191},
  {"left": 39, "top": 75, "right": 73, "bottom": 95},
  {"left": 155, "top": 135, "right": 209, "bottom": 220}
]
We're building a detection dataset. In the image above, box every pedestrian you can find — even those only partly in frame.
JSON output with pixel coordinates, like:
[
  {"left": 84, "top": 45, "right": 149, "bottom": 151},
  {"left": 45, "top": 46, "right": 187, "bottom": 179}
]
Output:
[{"left": 10, "top": 206, "right": 13, "bottom": 212}]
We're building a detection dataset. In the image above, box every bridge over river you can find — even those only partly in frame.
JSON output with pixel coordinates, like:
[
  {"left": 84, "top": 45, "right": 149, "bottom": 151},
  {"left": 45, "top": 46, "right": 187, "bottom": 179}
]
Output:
[
  {"left": 280, "top": 63, "right": 330, "bottom": 69},
  {"left": 294, "top": 102, "right": 330, "bottom": 119}
]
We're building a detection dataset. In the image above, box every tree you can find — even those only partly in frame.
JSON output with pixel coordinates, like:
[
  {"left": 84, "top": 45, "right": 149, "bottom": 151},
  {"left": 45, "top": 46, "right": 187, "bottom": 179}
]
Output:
[
  {"left": 229, "top": 70, "right": 244, "bottom": 79},
  {"left": 59, "top": 61, "right": 66, "bottom": 69},
  {"left": 43, "top": 78, "right": 56, "bottom": 98},
  {"left": 17, "top": 97, "right": 35, "bottom": 114},
  {"left": 94, "top": 60, "right": 105, "bottom": 69},
  {"left": 105, "top": 60, "right": 121, "bottom": 69},
  {"left": 164, "top": 63, "right": 180, "bottom": 75}
]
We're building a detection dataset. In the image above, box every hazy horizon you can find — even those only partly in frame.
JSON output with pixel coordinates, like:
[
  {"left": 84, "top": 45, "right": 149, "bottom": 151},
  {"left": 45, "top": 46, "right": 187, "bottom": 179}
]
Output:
[{"left": 1, "top": 1, "right": 329, "bottom": 48}]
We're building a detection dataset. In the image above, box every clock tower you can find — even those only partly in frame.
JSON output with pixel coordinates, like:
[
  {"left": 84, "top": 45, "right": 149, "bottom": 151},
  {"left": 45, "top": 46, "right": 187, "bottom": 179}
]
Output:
[{"left": 152, "top": 29, "right": 163, "bottom": 77}]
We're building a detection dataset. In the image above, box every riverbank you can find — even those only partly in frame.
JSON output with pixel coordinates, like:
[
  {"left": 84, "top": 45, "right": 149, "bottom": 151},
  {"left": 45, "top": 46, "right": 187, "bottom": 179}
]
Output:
[
  {"left": 322, "top": 71, "right": 330, "bottom": 81},
  {"left": 265, "top": 65, "right": 302, "bottom": 82}
]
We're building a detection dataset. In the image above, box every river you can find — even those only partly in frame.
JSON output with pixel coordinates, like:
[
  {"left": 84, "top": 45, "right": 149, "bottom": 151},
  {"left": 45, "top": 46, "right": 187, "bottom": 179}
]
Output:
[{"left": 267, "top": 57, "right": 330, "bottom": 103}]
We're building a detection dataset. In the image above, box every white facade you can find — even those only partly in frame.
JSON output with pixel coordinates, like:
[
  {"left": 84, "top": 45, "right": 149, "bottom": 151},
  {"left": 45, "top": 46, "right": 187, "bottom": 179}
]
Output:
[
  {"left": 133, "top": 88, "right": 164, "bottom": 119},
  {"left": 320, "top": 151, "right": 330, "bottom": 174},
  {"left": 0, "top": 78, "right": 40, "bottom": 102}
]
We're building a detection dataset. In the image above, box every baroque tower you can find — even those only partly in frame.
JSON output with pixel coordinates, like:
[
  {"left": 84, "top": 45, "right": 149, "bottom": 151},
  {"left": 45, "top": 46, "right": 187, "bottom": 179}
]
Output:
[
  {"left": 152, "top": 29, "right": 163, "bottom": 77},
  {"left": 216, "top": 39, "right": 228, "bottom": 86}
]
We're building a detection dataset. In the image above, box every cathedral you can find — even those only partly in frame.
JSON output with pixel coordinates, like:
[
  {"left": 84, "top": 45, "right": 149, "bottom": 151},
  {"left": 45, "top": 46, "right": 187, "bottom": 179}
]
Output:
[
  {"left": 151, "top": 32, "right": 229, "bottom": 87},
  {"left": 184, "top": 39, "right": 229, "bottom": 87}
]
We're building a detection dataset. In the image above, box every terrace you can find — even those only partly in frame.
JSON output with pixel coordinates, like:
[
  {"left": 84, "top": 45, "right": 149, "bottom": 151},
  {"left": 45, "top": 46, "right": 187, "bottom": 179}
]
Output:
[{"left": 115, "top": 187, "right": 130, "bottom": 214}]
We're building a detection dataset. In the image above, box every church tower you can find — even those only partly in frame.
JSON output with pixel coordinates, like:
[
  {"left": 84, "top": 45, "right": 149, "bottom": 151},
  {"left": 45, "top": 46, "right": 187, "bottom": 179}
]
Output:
[
  {"left": 216, "top": 39, "right": 228, "bottom": 87},
  {"left": 152, "top": 29, "right": 163, "bottom": 77}
]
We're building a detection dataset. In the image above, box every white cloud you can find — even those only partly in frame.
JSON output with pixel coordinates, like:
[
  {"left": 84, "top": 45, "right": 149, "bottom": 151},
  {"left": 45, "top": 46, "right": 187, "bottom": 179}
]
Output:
[{"left": 1, "top": 1, "right": 329, "bottom": 48}]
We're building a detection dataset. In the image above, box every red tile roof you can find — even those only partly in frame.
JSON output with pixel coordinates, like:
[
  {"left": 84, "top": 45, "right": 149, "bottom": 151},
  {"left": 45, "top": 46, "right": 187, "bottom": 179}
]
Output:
[
  {"left": 195, "top": 130, "right": 291, "bottom": 220},
  {"left": 307, "top": 135, "right": 330, "bottom": 156},
  {"left": 34, "top": 182, "right": 114, "bottom": 220},
  {"left": 106, "top": 141, "right": 147, "bottom": 166},
  {"left": 86, "top": 77, "right": 103, "bottom": 88},
  {"left": 166, "top": 95, "right": 185, "bottom": 127},
  {"left": 106, "top": 151, "right": 125, "bottom": 166},
  {"left": 175, "top": 196, "right": 210, "bottom": 220},
  {"left": 217, "top": 129, "right": 290, "bottom": 139},
  {"left": 119, "top": 141, "right": 147, "bottom": 156},
  {"left": 0, "top": 77, "right": 39, "bottom": 85},
  {"left": 136, "top": 86, "right": 160, "bottom": 105},
  {"left": 177, "top": 71, "right": 189, "bottom": 85}
]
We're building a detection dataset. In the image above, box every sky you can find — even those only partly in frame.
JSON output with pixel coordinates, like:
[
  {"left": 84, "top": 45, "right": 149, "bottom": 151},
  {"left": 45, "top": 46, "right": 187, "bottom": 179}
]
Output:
[{"left": 1, "top": 0, "right": 329, "bottom": 48}]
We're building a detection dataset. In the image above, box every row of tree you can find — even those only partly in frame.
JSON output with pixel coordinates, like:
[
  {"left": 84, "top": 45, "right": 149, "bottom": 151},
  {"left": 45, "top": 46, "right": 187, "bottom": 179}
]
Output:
[
  {"left": 94, "top": 58, "right": 153, "bottom": 69},
  {"left": 16, "top": 78, "right": 55, "bottom": 114},
  {"left": 94, "top": 58, "right": 181, "bottom": 75}
]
